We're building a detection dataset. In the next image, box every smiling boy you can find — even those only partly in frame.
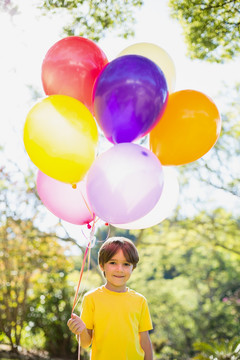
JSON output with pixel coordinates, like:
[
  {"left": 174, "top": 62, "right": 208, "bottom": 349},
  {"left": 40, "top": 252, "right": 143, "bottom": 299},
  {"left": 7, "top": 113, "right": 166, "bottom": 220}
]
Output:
[{"left": 67, "top": 237, "right": 153, "bottom": 360}]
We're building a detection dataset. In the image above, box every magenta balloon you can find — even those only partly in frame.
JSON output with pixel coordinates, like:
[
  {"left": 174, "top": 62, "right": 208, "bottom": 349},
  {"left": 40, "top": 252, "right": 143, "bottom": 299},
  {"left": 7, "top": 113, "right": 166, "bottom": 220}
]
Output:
[
  {"left": 86, "top": 143, "right": 164, "bottom": 224},
  {"left": 93, "top": 55, "right": 168, "bottom": 143},
  {"left": 37, "top": 170, "right": 94, "bottom": 225}
]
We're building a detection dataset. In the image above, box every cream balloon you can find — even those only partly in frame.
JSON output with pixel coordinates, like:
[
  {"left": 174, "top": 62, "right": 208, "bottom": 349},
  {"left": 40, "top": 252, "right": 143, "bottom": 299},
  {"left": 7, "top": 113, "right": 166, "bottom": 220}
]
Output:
[
  {"left": 118, "top": 42, "right": 176, "bottom": 93},
  {"left": 112, "top": 167, "right": 179, "bottom": 230}
]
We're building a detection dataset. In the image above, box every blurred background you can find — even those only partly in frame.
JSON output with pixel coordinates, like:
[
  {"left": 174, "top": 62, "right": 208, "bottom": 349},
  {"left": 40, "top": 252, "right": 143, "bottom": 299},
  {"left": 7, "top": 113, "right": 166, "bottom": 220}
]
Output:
[{"left": 0, "top": 0, "right": 239, "bottom": 359}]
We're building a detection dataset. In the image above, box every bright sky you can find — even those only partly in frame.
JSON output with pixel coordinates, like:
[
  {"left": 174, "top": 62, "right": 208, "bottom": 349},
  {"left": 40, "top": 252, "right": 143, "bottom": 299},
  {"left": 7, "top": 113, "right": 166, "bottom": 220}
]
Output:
[
  {"left": 0, "top": 0, "right": 239, "bottom": 241},
  {"left": 1, "top": 0, "right": 239, "bottom": 160}
]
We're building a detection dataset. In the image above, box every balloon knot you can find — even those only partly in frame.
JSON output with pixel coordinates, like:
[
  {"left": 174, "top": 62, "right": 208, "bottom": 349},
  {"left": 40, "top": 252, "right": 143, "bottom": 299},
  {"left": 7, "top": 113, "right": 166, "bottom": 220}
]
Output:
[
  {"left": 87, "top": 223, "right": 91, "bottom": 229},
  {"left": 105, "top": 222, "right": 109, "bottom": 226},
  {"left": 72, "top": 184, "right": 77, "bottom": 189}
]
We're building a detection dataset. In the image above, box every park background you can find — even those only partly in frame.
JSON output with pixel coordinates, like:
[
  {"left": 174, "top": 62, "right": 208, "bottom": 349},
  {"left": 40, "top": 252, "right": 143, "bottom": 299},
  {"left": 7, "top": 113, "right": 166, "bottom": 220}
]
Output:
[{"left": 0, "top": 0, "right": 239, "bottom": 359}]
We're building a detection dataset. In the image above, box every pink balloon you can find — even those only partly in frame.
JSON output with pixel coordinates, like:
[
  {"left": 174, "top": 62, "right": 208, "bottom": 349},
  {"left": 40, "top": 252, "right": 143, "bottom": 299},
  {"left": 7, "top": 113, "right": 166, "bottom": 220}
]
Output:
[
  {"left": 37, "top": 170, "right": 94, "bottom": 225},
  {"left": 86, "top": 143, "right": 164, "bottom": 224}
]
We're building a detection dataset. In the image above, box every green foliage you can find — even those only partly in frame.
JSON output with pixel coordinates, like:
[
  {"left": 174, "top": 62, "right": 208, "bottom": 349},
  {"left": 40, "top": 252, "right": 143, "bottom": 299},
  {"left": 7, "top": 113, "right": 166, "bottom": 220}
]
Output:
[
  {"left": 39, "top": 0, "right": 143, "bottom": 41},
  {"left": 0, "top": 215, "right": 74, "bottom": 354},
  {"left": 27, "top": 269, "right": 76, "bottom": 357},
  {"left": 20, "top": 326, "right": 45, "bottom": 351},
  {"left": 125, "top": 210, "right": 240, "bottom": 359},
  {"left": 193, "top": 337, "right": 240, "bottom": 359},
  {"left": 168, "top": 0, "right": 240, "bottom": 62},
  {"left": 1, "top": 206, "right": 239, "bottom": 358}
]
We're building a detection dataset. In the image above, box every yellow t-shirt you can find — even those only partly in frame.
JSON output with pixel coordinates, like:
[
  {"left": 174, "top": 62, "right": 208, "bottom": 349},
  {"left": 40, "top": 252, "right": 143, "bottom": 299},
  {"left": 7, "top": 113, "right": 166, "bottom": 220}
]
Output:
[{"left": 80, "top": 285, "right": 153, "bottom": 360}]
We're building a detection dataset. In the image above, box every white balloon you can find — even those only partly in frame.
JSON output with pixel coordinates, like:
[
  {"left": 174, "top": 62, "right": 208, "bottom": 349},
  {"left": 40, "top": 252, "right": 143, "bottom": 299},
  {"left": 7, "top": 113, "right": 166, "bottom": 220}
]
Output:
[
  {"left": 112, "top": 167, "right": 179, "bottom": 230},
  {"left": 118, "top": 42, "right": 176, "bottom": 93}
]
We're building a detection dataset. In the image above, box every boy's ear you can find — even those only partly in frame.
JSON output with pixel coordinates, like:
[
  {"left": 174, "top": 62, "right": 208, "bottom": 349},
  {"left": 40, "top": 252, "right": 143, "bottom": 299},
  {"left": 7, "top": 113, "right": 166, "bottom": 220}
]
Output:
[{"left": 99, "top": 263, "right": 104, "bottom": 271}]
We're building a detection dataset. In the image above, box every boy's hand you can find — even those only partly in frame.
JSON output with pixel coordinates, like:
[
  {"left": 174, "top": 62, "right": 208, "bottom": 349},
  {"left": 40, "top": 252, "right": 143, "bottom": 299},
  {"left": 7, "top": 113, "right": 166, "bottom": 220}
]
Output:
[{"left": 67, "top": 313, "right": 86, "bottom": 335}]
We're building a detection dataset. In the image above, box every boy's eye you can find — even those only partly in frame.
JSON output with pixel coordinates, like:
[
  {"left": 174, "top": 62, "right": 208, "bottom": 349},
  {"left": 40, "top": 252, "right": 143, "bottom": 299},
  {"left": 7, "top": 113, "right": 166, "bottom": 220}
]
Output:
[
  {"left": 124, "top": 263, "right": 131, "bottom": 266},
  {"left": 109, "top": 261, "right": 116, "bottom": 264}
]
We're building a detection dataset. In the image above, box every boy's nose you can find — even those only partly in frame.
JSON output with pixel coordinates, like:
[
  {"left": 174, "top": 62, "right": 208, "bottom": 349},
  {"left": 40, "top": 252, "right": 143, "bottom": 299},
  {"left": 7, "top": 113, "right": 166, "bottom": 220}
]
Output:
[{"left": 116, "top": 264, "right": 124, "bottom": 272}]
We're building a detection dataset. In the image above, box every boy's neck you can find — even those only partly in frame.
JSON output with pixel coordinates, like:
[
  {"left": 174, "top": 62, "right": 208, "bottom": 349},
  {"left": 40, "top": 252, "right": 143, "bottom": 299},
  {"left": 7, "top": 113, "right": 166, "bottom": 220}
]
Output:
[{"left": 104, "top": 283, "right": 128, "bottom": 293}]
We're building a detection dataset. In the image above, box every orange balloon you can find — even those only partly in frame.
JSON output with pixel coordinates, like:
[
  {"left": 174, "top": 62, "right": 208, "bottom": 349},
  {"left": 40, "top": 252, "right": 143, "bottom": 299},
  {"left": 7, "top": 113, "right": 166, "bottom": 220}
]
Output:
[{"left": 149, "top": 90, "right": 221, "bottom": 165}]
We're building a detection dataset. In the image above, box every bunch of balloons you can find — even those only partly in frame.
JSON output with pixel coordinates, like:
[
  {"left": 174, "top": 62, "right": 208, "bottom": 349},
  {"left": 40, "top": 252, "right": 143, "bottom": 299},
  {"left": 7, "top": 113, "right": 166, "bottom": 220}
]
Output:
[{"left": 23, "top": 36, "right": 221, "bottom": 230}]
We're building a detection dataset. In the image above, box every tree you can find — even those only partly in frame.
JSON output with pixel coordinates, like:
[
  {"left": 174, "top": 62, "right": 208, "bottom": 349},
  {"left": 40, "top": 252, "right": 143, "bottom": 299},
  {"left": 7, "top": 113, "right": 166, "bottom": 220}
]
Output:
[
  {"left": 35, "top": 0, "right": 144, "bottom": 42},
  {"left": 0, "top": 215, "right": 74, "bottom": 352},
  {"left": 26, "top": 260, "right": 75, "bottom": 357},
  {"left": 193, "top": 338, "right": 240, "bottom": 360},
  {"left": 125, "top": 209, "right": 240, "bottom": 359},
  {"left": 168, "top": 0, "right": 240, "bottom": 62},
  {"left": 0, "top": 156, "right": 102, "bottom": 356}
]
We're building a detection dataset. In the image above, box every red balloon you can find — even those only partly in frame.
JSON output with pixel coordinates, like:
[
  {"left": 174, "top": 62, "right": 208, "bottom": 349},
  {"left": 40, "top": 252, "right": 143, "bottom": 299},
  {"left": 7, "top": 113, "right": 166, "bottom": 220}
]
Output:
[{"left": 41, "top": 36, "right": 108, "bottom": 113}]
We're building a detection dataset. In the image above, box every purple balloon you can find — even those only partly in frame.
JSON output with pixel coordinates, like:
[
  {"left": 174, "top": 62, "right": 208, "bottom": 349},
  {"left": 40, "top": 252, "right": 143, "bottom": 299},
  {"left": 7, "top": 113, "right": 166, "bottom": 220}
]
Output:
[
  {"left": 86, "top": 143, "right": 164, "bottom": 224},
  {"left": 93, "top": 55, "right": 168, "bottom": 144}
]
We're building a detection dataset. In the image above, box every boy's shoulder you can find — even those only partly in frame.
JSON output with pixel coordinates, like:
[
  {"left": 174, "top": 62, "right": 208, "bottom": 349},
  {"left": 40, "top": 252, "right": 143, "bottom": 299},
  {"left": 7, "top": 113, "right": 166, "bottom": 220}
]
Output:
[
  {"left": 128, "top": 288, "right": 148, "bottom": 301},
  {"left": 83, "top": 285, "right": 105, "bottom": 298}
]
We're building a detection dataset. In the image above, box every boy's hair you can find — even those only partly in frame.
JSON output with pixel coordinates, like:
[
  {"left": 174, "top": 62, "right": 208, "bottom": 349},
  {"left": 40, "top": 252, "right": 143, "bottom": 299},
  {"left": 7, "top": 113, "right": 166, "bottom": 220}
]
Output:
[{"left": 98, "top": 237, "right": 139, "bottom": 269}]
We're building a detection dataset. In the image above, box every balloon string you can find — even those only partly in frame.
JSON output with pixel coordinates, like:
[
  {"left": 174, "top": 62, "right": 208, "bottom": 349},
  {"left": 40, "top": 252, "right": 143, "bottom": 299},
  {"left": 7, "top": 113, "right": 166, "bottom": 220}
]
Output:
[
  {"left": 71, "top": 220, "right": 102, "bottom": 360},
  {"left": 71, "top": 224, "right": 96, "bottom": 315},
  {"left": 78, "top": 335, "right": 81, "bottom": 360},
  {"left": 87, "top": 246, "right": 91, "bottom": 271},
  {"left": 73, "top": 229, "right": 95, "bottom": 360},
  {"left": 71, "top": 244, "right": 90, "bottom": 315},
  {"left": 94, "top": 216, "right": 100, "bottom": 224},
  {"left": 80, "top": 190, "right": 94, "bottom": 219},
  {"left": 72, "top": 242, "right": 92, "bottom": 312}
]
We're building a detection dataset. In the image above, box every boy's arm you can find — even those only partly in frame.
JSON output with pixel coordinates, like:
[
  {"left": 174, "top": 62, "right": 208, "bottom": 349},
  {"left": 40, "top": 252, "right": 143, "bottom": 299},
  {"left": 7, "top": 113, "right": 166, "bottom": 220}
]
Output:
[
  {"left": 139, "top": 331, "right": 153, "bottom": 360},
  {"left": 67, "top": 313, "right": 93, "bottom": 348},
  {"left": 77, "top": 327, "right": 92, "bottom": 348}
]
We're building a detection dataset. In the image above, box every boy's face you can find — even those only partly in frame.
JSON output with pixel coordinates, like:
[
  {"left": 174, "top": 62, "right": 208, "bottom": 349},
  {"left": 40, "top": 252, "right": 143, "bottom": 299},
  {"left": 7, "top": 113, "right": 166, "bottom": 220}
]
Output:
[{"left": 100, "top": 249, "right": 133, "bottom": 292}]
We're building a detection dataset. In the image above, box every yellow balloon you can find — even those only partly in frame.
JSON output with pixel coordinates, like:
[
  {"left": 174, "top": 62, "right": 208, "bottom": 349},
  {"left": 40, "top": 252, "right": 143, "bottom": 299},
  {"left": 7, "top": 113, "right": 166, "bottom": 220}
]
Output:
[
  {"left": 118, "top": 42, "right": 176, "bottom": 93},
  {"left": 23, "top": 95, "right": 98, "bottom": 184}
]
